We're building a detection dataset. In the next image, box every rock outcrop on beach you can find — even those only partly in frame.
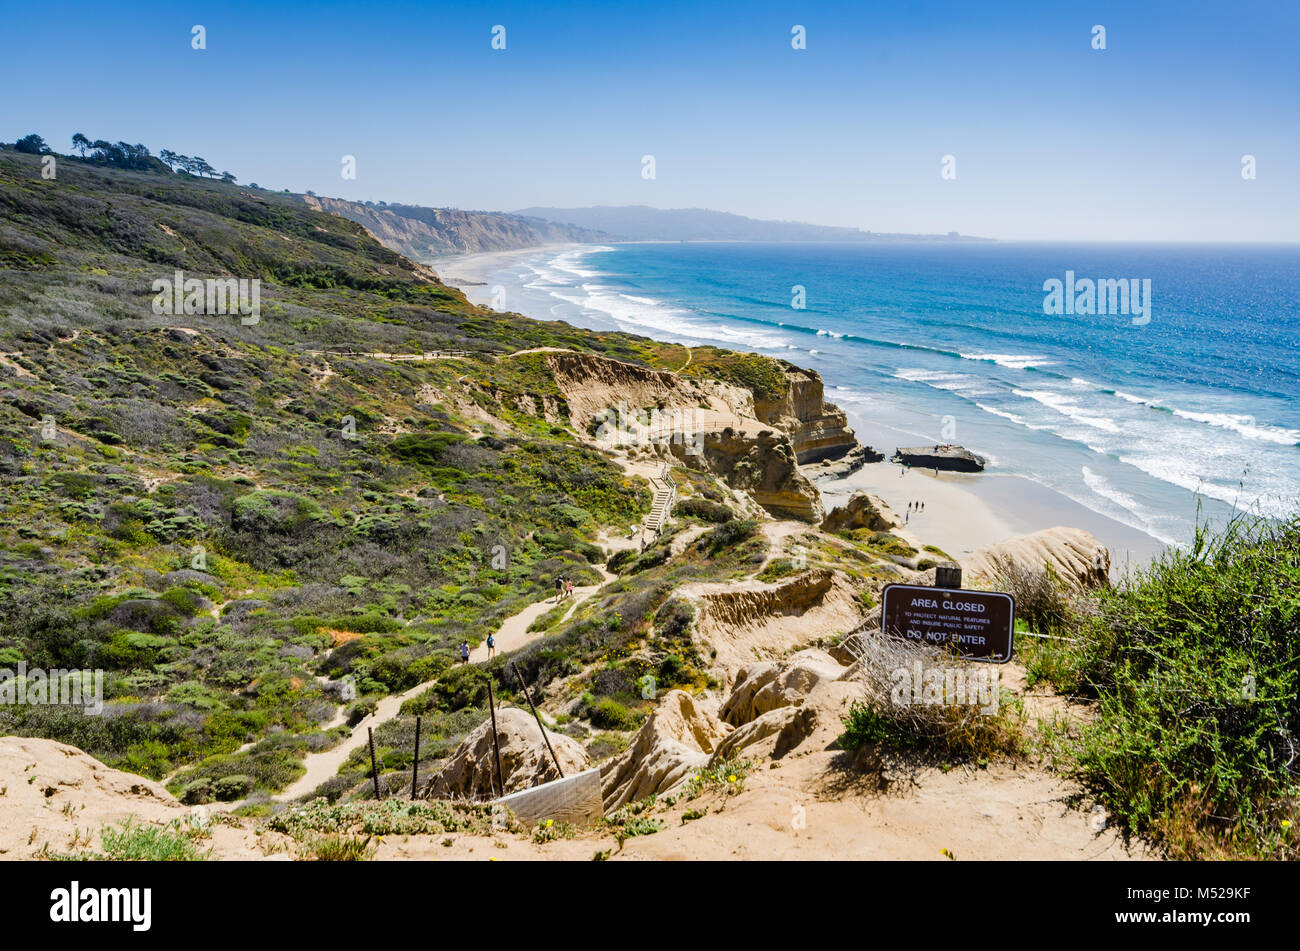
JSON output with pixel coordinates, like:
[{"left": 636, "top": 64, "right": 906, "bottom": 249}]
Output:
[
  {"left": 820, "top": 491, "right": 898, "bottom": 534},
  {"left": 422, "top": 707, "right": 589, "bottom": 800},
  {"left": 752, "top": 364, "right": 857, "bottom": 464},
  {"left": 815, "top": 443, "right": 886, "bottom": 478},
  {"left": 964, "top": 526, "right": 1111, "bottom": 589},
  {"left": 893, "top": 444, "right": 987, "bottom": 472}
]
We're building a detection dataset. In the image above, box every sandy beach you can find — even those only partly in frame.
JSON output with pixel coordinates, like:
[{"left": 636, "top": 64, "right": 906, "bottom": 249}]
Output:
[
  {"left": 428, "top": 244, "right": 581, "bottom": 297},
  {"left": 823, "top": 414, "right": 1169, "bottom": 573},
  {"left": 814, "top": 461, "right": 1165, "bottom": 573}
]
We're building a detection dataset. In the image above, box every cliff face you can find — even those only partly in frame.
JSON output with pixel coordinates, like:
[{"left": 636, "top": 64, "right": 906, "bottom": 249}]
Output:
[
  {"left": 542, "top": 351, "right": 825, "bottom": 522},
  {"left": 753, "top": 365, "right": 857, "bottom": 464},
  {"left": 668, "top": 426, "right": 823, "bottom": 522},
  {"left": 300, "top": 195, "right": 614, "bottom": 260}
]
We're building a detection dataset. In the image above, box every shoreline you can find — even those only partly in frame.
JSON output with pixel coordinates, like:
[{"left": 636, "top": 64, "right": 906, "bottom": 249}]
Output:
[
  {"left": 819, "top": 413, "right": 1169, "bottom": 573},
  {"left": 427, "top": 243, "right": 590, "bottom": 290},
  {"left": 436, "top": 244, "right": 1171, "bottom": 572}
]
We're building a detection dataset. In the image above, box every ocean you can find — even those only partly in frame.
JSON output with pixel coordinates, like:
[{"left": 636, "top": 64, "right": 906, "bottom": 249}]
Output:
[{"left": 441, "top": 241, "right": 1300, "bottom": 554}]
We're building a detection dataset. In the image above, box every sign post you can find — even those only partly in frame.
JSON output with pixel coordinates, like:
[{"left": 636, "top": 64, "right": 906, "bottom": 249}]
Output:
[{"left": 880, "top": 583, "right": 1015, "bottom": 663}]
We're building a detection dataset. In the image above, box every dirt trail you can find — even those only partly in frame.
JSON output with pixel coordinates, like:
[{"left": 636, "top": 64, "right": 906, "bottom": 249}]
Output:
[{"left": 271, "top": 566, "right": 614, "bottom": 803}]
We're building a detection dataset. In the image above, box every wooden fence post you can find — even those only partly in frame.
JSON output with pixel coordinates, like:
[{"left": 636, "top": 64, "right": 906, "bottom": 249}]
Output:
[
  {"left": 486, "top": 678, "right": 505, "bottom": 799},
  {"left": 411, "top": 715, "right": 422, "bottom": 799},
  {"left": 935, "top": 564, "right": 962, "bottom": 589},
  {"left": 511, "top": 662, "right": 563, "bottom": 778},
  {"left": 368, "top": 727, "right": 382, "bottom": 800}
]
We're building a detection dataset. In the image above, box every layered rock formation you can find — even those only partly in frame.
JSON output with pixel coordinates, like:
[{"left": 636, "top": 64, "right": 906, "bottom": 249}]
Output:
[
  {"left": 685, "top": 568, "right": 868, "bottom": 676},
  {"left": 720, "top": 648, "right": 846, "bottom": 725},
  {"left": 600, "top": 690, "right": 731, "bottom": 810},
  {"left": 752, "top": 364, "right": 857, "bottom": 464},
  {"left": 820, "top": 491, "right": 897, "bottom": 534},
  {"left": 545, "top": 351, "right": 752, "bottom": 432},
  {"left": 545, "top": 351, "right": 829, "bottom": 522},
  {"left": 672, "top": 426, "right": 823, "bottom": 522},
  {"left": 301, "top": 195, "right": 614, "bottom": 259}
]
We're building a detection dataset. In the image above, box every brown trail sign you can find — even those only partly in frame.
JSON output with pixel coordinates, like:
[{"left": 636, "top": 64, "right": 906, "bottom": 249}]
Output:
[{"left": 880, "top": 583, "right": 1015, "bottom": 663}]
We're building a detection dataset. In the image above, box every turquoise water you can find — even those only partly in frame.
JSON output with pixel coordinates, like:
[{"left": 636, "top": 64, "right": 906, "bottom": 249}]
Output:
[{"left": 459, "top": 241, "right": 1300, "bottom": 547}]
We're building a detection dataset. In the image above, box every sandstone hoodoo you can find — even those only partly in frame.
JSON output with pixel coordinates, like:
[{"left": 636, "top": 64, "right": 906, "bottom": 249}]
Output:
[
  {"left": 820, "top": 491, "right": 897, "bottom": 534},
  {"left": 892, "top": 444, "right": 986, "bottom": 472}
]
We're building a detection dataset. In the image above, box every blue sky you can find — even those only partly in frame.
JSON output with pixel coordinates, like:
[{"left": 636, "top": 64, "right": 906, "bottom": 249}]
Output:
[{"left": 3, "top": 0, "right": 1297, "bottom": 240}]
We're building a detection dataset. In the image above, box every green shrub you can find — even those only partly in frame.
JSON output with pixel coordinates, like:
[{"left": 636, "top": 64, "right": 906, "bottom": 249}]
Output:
[
  {"left": 607, "top": 549, "right": 637, "bottom": 573},
  {"left": 837, "top": 701, "right": 894, "bottom": 750},
  {"left": 756, "top": 557, "right": 801, "bottom": 582},
  {"left": 302, "top": 835, "right": 375, "bottom": 861},
  {"left": 699, "top": 519, "right": 759, "bottom": 554},
  {"left": 59, "top": 818, "right": 212, "bottom": 861},
  {"left": 588, "top": 697, "right": 640, "bottom": 731},
  {"left": 672, "top": 498, "right": 733, "bottom": 523},
  {"left": 1033, "top": 516, "right": 1300, "bottom": 859}
]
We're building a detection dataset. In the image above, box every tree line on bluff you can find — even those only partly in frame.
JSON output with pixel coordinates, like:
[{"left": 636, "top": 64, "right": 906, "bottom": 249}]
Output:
[{"left": 3, "top": 131, "right": 237, "bottom": 184}]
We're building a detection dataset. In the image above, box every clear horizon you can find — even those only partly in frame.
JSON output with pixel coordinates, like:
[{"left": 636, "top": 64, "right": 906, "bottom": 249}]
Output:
[{"left": 3, "top": 0, "right": 1297, "bottom": 242}]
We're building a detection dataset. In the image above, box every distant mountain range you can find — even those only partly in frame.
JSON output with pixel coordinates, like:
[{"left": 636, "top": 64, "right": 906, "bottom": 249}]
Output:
[
  {"left": 513, "top": 205, "right": 988, "bottom": 243},
  {"left": 299, "top": 195, "right": 986, "bottom": 263},
  {"left": 299, "top": 195, "right": 615, "bottom": 259}
]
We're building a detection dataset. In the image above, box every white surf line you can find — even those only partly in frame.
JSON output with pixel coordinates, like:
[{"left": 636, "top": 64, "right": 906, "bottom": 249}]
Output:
[{"left": 267, "top": 565, "right": 614, "bottom": 804}]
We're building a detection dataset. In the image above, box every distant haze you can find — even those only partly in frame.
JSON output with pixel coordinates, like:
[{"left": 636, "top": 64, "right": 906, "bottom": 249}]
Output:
[{"left": 514, "top": 206, "right": 985, "bottom": 243}]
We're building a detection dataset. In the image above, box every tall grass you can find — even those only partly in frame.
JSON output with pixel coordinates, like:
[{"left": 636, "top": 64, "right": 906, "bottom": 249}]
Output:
[{"left": 1021, "top": 514, "right": 1300, "bottom": 858}]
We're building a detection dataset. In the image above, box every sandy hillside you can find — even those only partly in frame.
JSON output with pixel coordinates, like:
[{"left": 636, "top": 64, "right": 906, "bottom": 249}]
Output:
[{"left": 0, "top": 737, "right": 292, "bottom": 860}]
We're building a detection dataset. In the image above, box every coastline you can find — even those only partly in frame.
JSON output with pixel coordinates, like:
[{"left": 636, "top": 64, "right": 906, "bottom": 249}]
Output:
[
  {"left": 427, "top": 243, "right": 590, "bottom": 292},
  {"left": 436, "top": 244, "right": 1171, "bottom": 572},
  {"left": 825, "top": 413, "right": 1169, "bottom": 572}
]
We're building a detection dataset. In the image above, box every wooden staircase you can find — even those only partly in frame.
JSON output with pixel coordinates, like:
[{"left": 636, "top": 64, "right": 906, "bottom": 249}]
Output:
[{"left": 644, "top": 462, "right": 677, "bottom": 535}]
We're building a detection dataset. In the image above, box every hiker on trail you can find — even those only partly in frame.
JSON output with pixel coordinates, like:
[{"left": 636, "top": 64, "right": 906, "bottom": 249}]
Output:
[
  {"left": 555, "top": 576, "right": 563, "bottom": 603},
  {"left": 486, "top": 633, "right": 496, "bottom": 659},
  {"left": 460, "top": 641, "right": 470, "bottom": 664},
  {"left": 565, "top": 578, "right": 574, "bottom": 599}
]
